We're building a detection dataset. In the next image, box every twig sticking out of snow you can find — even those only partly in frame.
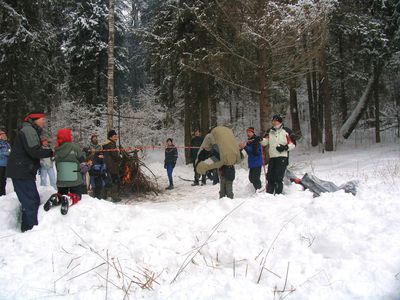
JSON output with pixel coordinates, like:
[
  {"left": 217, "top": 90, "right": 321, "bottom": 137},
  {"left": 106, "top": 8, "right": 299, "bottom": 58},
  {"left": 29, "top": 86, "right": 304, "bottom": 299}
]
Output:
[
  {"left": 69, "top": 227, "right": 160, "bottom": 294},
  {"left": 257, "top": 213, "right": 301, "bottom": 284},
  {"left": 171, "top": 200, "right": 248, "bottom": 283}
]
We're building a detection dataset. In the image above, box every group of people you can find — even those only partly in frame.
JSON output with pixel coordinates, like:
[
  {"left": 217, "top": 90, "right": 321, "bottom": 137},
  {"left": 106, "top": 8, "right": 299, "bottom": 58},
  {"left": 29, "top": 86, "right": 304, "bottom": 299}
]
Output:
[
  {"left": 190, "top": 114, "right": 296, "bottom": 199},
  {"left": 1, "top": 111, "right": 295, "bottom": 233},
  {"left": 0, "top": 112, "right": 124, "bottom": 232}
]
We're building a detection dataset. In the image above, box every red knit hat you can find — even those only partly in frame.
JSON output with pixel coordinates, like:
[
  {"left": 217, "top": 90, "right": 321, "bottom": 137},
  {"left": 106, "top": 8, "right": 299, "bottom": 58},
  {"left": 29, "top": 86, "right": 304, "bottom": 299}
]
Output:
[
  {"left": 56, "top": 128, "right": 72, "bottom": 147},
  {"left": 246, "top": 127, "right": 255, "bottom": 134}
]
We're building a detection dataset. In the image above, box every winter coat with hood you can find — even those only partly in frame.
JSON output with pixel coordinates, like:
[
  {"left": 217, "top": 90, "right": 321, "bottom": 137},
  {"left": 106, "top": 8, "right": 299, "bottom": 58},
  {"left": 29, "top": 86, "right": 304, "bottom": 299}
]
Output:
[
  {"left": 7, "top": 121, "right": 53, "bottom": 180},
  {"left": 55, "top": 128, "right": 84, "bottom": 188}
]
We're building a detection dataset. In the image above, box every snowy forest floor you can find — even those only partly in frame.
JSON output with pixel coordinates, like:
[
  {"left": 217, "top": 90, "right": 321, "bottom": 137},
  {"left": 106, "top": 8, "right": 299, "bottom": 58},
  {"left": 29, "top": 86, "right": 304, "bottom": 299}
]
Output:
[{"left": 0, "top": 142, "right": 399, "bottom": 300}]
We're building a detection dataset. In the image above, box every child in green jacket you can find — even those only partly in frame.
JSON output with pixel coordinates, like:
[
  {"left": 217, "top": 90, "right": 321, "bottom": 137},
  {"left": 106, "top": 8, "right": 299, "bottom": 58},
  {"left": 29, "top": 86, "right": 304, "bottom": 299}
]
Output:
[{"left": 44, "top": 128, "right": 85, "bottom": 215}]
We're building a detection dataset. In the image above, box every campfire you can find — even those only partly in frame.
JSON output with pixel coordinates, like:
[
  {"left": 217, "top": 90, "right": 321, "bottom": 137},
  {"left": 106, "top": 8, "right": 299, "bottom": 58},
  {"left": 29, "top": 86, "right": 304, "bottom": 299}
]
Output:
[{"left": 119, "top": 150, "right": 159, "bottom": 196}]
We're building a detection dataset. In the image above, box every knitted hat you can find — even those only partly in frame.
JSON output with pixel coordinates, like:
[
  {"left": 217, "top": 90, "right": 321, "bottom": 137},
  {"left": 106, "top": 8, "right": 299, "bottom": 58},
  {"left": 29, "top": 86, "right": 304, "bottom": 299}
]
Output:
[
  {"left": 246, "top": 127, "right": 255, "bottom": 134},
  {"left": 56, "top": 128, "right": 72, "bottom": 147},
  {"left": 107, "top": 130, "right": 117, "bottom": 139},
  {"left": 272, "top": 114, "right": 283, "bottom": 123},
  {"left": 24, "top": 111, "right": 45, "bottom": 122}
]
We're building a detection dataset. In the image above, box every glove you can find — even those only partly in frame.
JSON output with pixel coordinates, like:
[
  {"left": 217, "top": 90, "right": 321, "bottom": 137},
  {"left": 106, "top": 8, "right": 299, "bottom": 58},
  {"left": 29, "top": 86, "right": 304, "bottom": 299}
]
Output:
[
  {"left": 254, "top": 136, "right": 262, "bottom": 143},
  {"left": 276, "top": 144, "right": 289, "bottom": 153}
]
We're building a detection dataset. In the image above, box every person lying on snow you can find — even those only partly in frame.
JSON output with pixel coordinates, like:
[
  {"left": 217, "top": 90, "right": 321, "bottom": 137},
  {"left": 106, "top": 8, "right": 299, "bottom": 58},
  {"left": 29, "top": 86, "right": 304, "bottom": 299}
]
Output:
[{"left": 44, "top": 128, "right": 85, "bottom": 215}]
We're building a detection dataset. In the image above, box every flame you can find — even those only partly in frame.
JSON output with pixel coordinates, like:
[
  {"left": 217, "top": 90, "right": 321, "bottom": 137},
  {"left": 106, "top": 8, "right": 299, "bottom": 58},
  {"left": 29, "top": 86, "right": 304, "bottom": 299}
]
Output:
[{"left": 122, "top": 164, "right": 132, "bottom": 185}]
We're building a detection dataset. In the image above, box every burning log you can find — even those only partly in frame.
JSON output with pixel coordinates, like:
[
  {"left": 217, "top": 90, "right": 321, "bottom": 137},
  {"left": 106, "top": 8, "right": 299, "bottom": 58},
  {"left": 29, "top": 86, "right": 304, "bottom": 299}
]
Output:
[{"left": 119, "top": 150, "right": 159, "bottom": 196}]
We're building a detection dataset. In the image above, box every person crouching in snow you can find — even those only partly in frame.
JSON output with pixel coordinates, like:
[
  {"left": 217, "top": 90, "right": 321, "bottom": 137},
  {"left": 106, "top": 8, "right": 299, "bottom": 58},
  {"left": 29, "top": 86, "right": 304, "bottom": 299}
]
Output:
[
  {"left": 261, "top": 115, "right": 295, "bottom": 195},
  {"left": 44, "top": 128, "right": 85, "bottom": 214},
  {"left": 164, "top": 138, "right": 178, "bottom": 190}
]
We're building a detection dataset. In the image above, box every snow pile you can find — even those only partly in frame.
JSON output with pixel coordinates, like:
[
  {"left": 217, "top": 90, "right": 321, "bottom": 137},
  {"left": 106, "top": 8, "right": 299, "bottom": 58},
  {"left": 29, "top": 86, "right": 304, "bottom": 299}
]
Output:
[{"left": 0, "top": 143, "right": 399, "bottom": 299}]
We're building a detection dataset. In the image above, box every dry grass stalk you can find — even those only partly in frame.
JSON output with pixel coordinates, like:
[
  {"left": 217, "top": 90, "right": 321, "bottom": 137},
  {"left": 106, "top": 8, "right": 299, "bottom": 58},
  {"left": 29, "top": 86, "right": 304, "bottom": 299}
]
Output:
[
  {"left": 171, "top": 200, "right": 247, "bottom": 283},
  {"left": 257, "top": 213, "right": 300, "bottom": 284}
]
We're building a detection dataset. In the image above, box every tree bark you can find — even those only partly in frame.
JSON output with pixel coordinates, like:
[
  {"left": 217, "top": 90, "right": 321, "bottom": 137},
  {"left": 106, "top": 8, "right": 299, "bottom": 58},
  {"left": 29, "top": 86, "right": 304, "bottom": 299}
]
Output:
[
  {"left": 257, "top": 48, "right": 271, "bottom": 133},
  {"left": 198, "top": 73, "right": 210, "bottom": 135},
  {"left": 340, "top": 65, "right": 382, "bottom": 139},
  {"left": 320, "top": 45, "right": 334, "bottom": 151},
  {"left": 289, "top": 79, "right": 301, "bottom": 137},
  {"left": 306, "top": 71, "right": 318, "bottom": 146},
  {"left": 107, "top": 0, "right": 115, "bottom": 131},
  {"left": 374, "top": 66, "right": 381, "bottom": 143},
  {"left": 318, "top": 72, "right": 324, "bottom": 145},
  {"left": 338, "top": 34, "right": 348, "bottom": 123},
  {"left": 184, "top": 73, "right": 192, "bottom": 164}
]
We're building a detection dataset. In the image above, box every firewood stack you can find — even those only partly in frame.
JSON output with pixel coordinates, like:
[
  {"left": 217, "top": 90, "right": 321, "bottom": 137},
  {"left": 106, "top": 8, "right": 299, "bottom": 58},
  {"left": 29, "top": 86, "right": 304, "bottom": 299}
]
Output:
[{"left": 119, "top": 150, "right": 159, "bottom": 196}]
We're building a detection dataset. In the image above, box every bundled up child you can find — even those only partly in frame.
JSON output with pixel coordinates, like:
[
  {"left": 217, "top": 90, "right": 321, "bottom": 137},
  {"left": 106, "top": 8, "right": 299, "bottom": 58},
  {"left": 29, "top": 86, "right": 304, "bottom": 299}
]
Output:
[
  {"left": 89, "top": 152, "right": 109, "bottom": 199},
  {"left": 44, "top": 128, "right": 85, "bottom": 214},
  {"left": 164, "top": 138, "right": 178, "bottom": 190}
]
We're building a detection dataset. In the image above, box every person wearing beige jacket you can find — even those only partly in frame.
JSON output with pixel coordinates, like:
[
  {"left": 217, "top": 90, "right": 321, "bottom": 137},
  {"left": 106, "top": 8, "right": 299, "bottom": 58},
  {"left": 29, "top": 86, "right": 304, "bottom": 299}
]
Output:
[
  {"left": 195, "top": 126, "right": 245, "bottom": 199},
  {"left": 261, "top": 115, "right": 295, "bottom": 195}
]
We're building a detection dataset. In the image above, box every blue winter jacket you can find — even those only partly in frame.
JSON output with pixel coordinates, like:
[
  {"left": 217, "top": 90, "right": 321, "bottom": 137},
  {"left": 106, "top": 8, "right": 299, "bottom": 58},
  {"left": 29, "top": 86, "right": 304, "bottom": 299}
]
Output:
[
  {"left": 244, "top": 141, "right": 263, "bottom": 169},
  {"left": 0, "top": 140, "right": 11, "bottom": 167}
]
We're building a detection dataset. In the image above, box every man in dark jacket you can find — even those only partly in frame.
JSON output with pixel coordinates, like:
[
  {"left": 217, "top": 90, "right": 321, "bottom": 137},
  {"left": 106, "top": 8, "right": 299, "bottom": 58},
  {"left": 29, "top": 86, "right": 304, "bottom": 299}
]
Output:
[
  {"left": 103, "top": 130, "right": 122, "bottom": 202},
  {"left": 7, "top": 112, "right": 53, "bottom": 232},
  {"left": 240, "top": 127, "right": 263, "bottom": 191},
  {"left": 190, "top": 129, "right": 206, "bottom": 186}
]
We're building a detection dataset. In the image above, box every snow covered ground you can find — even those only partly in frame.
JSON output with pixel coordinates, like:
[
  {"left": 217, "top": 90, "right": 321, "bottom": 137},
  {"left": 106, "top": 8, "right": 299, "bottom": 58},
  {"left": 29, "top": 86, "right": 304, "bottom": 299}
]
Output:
[{"left": 0, "top": 142, "right": 399, "bottom": 300}]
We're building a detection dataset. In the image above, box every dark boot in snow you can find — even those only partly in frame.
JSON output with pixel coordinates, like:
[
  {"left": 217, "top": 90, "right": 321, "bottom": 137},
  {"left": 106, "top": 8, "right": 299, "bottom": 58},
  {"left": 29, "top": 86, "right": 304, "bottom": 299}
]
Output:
[
  {"left": 60, "top": 195, "right": 70, "bottom": 215},
  {"left": 191, "top": 181, "right": 199, "bottom": 186},
  {"left": 44, "top": 193, "right": 60, "bottom": 211},
  {"left": 166, "top": 185, "right": 174, "bottom": 190}
]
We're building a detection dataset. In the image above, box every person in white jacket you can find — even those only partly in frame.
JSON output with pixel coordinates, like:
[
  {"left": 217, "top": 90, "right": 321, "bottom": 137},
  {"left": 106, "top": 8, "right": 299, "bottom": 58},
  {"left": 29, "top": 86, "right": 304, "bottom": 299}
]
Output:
[{"left": 261, "top": 115, "right": 295, "bottom": 194}]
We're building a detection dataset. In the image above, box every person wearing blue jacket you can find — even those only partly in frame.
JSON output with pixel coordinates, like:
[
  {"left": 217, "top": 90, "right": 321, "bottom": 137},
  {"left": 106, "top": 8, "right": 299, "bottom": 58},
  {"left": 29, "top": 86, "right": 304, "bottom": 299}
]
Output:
[
  {"left": 241, "top": 127, "right": 263, "bottom": 191},
  {"left": 0, "top": 130, "right": 11, "bottom": 196}
]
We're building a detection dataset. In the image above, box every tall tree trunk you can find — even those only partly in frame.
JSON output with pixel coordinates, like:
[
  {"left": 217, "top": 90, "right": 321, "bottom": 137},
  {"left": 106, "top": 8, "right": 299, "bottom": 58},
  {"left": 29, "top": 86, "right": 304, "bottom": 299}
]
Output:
[
  {"left": 320, "top": 46, "right": 334, "bottom": 151},
  {"left": 258, "top": 48, "right": 271, "bottom": 133},
  {"left": 209, "top": 78, "right": 218, "bottom": 128},
  {"left": 107, "top": 0, "right": 115, "bottom": 131},
  {"left": 198, "top": 73, "right": 210, "bottom": 134},
  {"left": 338, "top": 35, "right": 348, "bottom": 123},
  {"left": 183, "top": 70, "right": 192, "bottom": 164},
  {"left": 318, "top": 72, "right": 324, "bottom": 145},
  {"left": 306, "top": 71, "right": 318, "bottom": 146},
  {"left": 374, "top": 65, "right": 381, "bottom": 143},
  {"left": 289, "top": 79, "right": 301, "bottom": 137}
]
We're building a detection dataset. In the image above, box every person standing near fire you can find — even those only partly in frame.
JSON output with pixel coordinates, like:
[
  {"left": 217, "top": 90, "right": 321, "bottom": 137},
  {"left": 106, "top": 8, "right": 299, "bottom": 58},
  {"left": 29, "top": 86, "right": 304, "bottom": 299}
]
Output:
[{"left": 103, "top": 130, "right": 122, "bottom": 202}]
